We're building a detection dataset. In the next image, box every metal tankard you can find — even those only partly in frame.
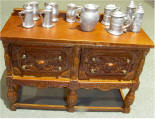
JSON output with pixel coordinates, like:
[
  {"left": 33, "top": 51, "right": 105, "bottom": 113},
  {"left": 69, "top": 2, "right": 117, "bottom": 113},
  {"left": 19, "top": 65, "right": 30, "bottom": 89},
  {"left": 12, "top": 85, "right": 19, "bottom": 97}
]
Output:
[
  {"left": 19, "top": 5, "right": 34, "bottom": 28},
  {"left": 44, "top": 2, "right": 59, "bottom": 22},
  {"left": 126, "top": 0, "right": 136, "bottom": 19},
  {"left": 107, "top": 9, "right": 131, "bottom": 35},
  {"left": 75, "top": 4, "right": 99, "bottom": 32},
  {"left": 40, "top": 5, "right": 54, "bottom": 28},
  {"left": 101, "top": 4, "right": 117, "bottom": 26},
  {"left": 23, "top": 1, "right": 40, "bottom": 21},
  {"left": 66, "top": 3, "right": 82, "bottom": 23},
  {"left": 130, "top": 5, "right": 144, "bottom": 33}
]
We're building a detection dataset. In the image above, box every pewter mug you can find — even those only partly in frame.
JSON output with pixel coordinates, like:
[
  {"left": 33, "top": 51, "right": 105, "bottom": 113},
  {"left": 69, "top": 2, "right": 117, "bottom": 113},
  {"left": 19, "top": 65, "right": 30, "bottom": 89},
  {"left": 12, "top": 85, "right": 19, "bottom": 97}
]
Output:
[
  {"left": 76, "top": 4, "right": 99, "bottom": 32},
  {"left": 40, "top": 5, "right": 54, "bottom": 28},
  {"left": 44, "top": 2, "right": 59, "bottom": 22},
  {"left": 66, "top": 3, "right": 81, "bottom": 23},
  {"left": 24, "top": 1, "right": 40, "bottom": 20},
  {"left": 130, "top": 5, "right": 144, "bottom": 33},
  {"left": 107, "top": 9, "right": 131, "bottom": 35},
  {"left": 19, "top": 5, "right": 34, "bottom": 28},
  {"left": 101, "top": 4, "right": 117, "bottom": 26}
]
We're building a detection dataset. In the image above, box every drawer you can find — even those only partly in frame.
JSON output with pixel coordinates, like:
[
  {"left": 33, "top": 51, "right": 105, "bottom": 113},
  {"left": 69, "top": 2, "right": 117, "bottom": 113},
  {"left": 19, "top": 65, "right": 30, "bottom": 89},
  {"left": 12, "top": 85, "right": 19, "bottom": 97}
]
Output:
[
  {"left": 11, "top": 45, "right": 73, "bottom": 78},
  {"left": 79, "top": 48, "right": 141, "bottom": 80}
]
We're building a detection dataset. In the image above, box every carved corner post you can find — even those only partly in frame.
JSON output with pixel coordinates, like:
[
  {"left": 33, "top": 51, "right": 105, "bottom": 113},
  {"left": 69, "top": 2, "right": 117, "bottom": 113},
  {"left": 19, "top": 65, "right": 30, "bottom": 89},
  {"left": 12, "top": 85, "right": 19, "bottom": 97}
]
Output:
[
  {"left": 67, "top": 46, "right": 80, "bottom": 112},
  {"left": 2, "top": 40, "right": 18, "bottom": 111},
  {"left": 123, "top": 48, "right": 149, "bottom": 113},
  {"left": 7, "top": 76, "right": 18, "bottom": 111}
]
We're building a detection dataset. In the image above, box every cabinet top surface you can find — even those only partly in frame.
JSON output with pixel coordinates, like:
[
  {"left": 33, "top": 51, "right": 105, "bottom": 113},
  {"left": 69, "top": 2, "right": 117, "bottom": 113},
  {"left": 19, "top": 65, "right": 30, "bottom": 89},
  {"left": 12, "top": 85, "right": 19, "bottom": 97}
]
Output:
[{"left": 0, "top": 9, "right": 154, "bottom": 48}]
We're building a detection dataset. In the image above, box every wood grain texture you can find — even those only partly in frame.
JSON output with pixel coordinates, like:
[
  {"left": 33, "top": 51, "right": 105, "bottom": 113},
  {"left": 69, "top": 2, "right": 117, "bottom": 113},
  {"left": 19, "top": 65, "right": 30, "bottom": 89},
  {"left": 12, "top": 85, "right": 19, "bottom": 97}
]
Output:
[{"left": 0, "top": 9, "right": 154, "bottom": 48}]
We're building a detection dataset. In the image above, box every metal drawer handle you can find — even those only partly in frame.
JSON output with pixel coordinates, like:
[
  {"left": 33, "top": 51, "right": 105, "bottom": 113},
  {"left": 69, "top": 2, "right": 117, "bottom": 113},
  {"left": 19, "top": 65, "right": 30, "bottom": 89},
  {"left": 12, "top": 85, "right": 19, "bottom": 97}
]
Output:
[
  {"left": 58, "top": 66, "right": 62, "bottom": 71},
  {"left": 22, "top": 65, "right": 26, "bottom": 69},
  {"left": 90, "top": 68, "right": 95, "bottom": 73},
  {"left": 92, "top": 57, "right": 96, "bottom": 62},
  {"left": 22, "top": 54, "right": 26, "bottom": 59},
  {"left": 127, "top": 59, "right": 130, "bottom": 64},
  {"left": 58, "top": 56, "right": 62, "bottom": 61},
  {"left": 122, "top": 70, "right": 127, "bottom": 74}
]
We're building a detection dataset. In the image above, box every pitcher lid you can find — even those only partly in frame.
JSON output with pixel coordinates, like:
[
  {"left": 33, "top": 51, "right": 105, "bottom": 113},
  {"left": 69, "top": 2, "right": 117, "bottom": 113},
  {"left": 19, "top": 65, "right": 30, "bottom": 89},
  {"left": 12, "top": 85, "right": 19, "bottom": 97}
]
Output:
[
  {"left": 45, "top": 5, "right": 53, "bottom": 11},
  {"left": 128, "top": 0, "right": 136, "bottom": 8},
  {"left": 24, "top": 5, "right": 33, "bottom": 11},
  {"left": 111, "top": 9, "right": 125, "bottom": 17},
  {"left": 84, "top": 4, "right": 99, "bottom": 10},
  {"left": 105, "top": 4, "right": 117, "bottom": 10},
  {"left": 47, "top": 2, "right": 57, "bottom": 7}
]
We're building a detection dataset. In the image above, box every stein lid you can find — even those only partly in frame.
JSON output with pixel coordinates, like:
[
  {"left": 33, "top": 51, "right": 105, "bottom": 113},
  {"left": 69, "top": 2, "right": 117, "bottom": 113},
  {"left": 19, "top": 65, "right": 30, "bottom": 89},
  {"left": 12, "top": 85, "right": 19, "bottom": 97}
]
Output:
[
  {"left": 111, "top": 9, "right": 125, "bottom": 17},
  {"left": 105, "top": 4, "right": 117, "bottom": 10},
  {"left": 67, "top": 3, "right": 76, "bottom": 8},
  {"left": 84, "top": 4, "right": 99, "bottom": 11},
  {"left": 24, "top": 5, "right": 33, "bottom": 11},
  {"left": 128, "top": 0, "right": 136, "bottom": 8},
  {"left": 136, "top": 5, "right": 144, "bottom": 14},
  {"left": 45, "top": 5, "right": 53, "bottom": 11}
]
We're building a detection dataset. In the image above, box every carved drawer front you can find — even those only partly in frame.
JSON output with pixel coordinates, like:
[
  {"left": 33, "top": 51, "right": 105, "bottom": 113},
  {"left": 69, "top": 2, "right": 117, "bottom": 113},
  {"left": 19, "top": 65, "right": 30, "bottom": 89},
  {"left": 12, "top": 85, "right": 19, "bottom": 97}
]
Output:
[
  {"left": 11, "top": 45, "right": 73, "bottom": 78},
  {"left": 79, "top": 48, "right": 141, "bottom": 80}
]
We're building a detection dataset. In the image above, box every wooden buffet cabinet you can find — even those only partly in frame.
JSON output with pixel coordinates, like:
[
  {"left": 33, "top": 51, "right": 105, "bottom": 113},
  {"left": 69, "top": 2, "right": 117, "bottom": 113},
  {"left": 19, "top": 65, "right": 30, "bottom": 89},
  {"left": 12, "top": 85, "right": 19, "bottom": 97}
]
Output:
[{"left": 0, "top": 9, "right": 154, "bottom": 113}]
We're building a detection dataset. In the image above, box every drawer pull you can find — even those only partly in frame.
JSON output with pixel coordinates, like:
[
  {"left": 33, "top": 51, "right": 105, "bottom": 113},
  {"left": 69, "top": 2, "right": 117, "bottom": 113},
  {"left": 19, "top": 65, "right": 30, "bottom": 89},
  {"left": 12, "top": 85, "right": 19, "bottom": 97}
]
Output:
[
  {"left": 122, "top": 70, "right": 127, "bottom": 74},
  {"left": 90, "top": 68, "right": 95, "bottom": 73},
  {"left": 22, "top": 54, "right": 26, "bottom": 59},
  {"left": 127, "top": 59, "right": 130, "bottom": 63},
  {"left": 58, "top": 56, "right": 62, "bottom": 61},
  {"left": 92, "top": 57, "right": 96, "bottom": 62},
  {"left": 22, "top": 65, "right": 26, "bottom": 69},
  {"left": 58, "top": 66, "right": 62, "bottom": 71}
]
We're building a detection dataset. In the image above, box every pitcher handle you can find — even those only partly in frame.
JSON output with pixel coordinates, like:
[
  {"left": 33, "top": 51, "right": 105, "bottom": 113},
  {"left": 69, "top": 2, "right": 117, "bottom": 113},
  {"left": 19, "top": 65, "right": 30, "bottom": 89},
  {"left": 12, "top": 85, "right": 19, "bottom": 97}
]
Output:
[
  {"left": 75, "top": 7, "right": 82, "bottom": 23},
  {"left": 40, "top": 11, "right": 44, "bottom": 23},
  {"left": 18, "top": 11, "right": 25, "bottom": 23}
]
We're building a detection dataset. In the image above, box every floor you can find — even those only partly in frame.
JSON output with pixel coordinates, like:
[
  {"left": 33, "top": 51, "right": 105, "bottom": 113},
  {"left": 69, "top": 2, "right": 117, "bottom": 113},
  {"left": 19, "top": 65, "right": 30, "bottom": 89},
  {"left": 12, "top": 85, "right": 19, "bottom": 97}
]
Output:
[{"left": 0, "top": 0, "right": 154, "bottom": 118}]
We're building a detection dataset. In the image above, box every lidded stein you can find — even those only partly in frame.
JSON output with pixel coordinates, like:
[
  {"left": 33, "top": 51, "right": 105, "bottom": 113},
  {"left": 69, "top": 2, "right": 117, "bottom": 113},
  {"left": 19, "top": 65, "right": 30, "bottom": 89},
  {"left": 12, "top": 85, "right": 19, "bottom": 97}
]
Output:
[
  {"left": 24, "top": 1, "right": 40, "bottom": 20},
  {"left": 76, "top": 4, "right": 99, "bottom": 32},
  {"left": 19, "top": 5, "right": 34, "bottom": 28},
  {"left": 66, "top": 3, "right": 81, "bottom": 23},
  {"left": 107, "top": 9, "right": 131, "bottom": 35},
  {"left": 40, "top": 5, "right": 54, "bottom": 28},
  {"left": 130, "top": 5, "right": 144, "bottom": 32},
  {"left": 126, "top": 0, "right": 136, "bottom": 19},
  {"left": 44, "top": 2, "right": 59, "bottom": 22},
  {"left": 101, "top": 4, "right": 117, "bottom": 26}
]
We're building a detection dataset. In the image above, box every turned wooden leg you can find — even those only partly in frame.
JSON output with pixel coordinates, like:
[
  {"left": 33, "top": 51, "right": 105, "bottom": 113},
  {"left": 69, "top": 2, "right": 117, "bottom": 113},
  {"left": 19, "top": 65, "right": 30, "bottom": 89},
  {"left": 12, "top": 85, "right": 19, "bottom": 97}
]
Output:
[
  {"left": 7, "top": 78, "right": 18, "bottom": 111},
  {"left": 123, "top": 88, "right": 136, "bottom": 113},
  {"left": 67, "top": 89, "right": 77, "bottom": 112}
]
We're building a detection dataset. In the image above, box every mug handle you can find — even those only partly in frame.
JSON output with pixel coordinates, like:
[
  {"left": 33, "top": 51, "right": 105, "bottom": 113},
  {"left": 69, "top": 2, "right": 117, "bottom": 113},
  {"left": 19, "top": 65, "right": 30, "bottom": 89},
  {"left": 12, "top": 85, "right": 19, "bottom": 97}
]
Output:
[
  {"left": 75, "top": 7, "right": 82, "bottom": 23},
  {"left": 123, "top": 15, "right": 131, "bottom": 32},
  {"left": 40, "top": 11, "right": 44, "bottom": 23},
  {"left": 18, "top": 11, "right": 25, "bottom": 23}
]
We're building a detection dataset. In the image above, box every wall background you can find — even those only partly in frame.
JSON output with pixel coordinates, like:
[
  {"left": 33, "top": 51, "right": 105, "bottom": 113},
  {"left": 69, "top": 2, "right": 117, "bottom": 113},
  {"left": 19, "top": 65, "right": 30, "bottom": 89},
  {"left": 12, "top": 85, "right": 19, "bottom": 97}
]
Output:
[{"left": 0, "top": 0, "right": 154, "bottom": 118}]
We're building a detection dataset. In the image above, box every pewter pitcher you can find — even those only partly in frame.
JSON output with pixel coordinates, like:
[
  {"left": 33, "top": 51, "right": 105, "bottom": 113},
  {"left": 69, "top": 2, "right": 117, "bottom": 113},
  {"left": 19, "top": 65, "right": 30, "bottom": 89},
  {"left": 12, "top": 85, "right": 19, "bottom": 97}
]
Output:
[
  {"left": 44, "top": 2, "right": 59, "bottom": 22},
  {"left": 76, "top": 4, "right": 99, "bottom": 32},
  {"left": 19, "top": 5, "right": 34, "bottom": 28},
  {"left": 24, "top": 1, "right": 40, "bottom": 20},
  {"left": 66, "top": 3, "right": 81, "bottom": 23},
  {"left": 101, "top": 4, "right": 117, "bottom": 26},
  {"left": 107, "top": 9, "right": 131, "bottom": 35},
  {"left": 40, "top": 5, "right": 54, "bottom": 28}
]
